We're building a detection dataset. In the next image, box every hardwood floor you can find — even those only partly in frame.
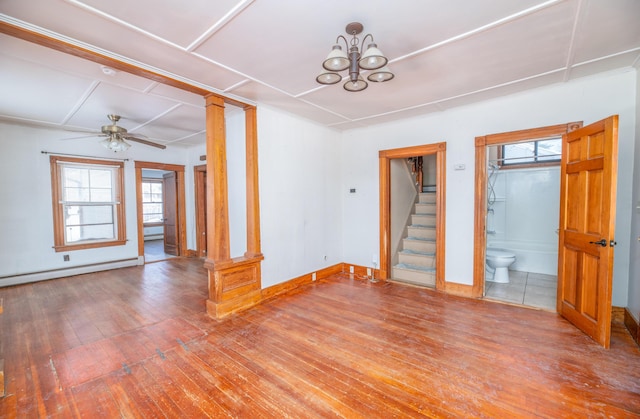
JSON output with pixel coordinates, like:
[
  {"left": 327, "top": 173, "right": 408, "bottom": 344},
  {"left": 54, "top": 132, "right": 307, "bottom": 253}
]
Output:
[{"left": 0, "top": 258, "right": 638, "bottom": 418}]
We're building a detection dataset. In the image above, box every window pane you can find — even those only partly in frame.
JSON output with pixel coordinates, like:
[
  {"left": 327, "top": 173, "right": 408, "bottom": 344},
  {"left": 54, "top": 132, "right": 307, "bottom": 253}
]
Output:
[
  {"left": 64, "top": 187, "right": 90, "bottom": 202},
  {"left": 89, "top": 169, "right": 112, "bottom": 188},
  {"left": 65, "top": 205, "right": 113, "bottom": 225},
  {"left": 151, "top": 183, "right": 162, "bottom": 195},
  {"left": 65, "top": 224, "right": 114, "bottom": 243},
  {"left": 503, "top": 142, "right": 535, "bottom": 164},
  {"left": 63, "top": 167, "right": 89, "bottom": 188},
  {"left": 90, "top": 188, "right": 113, "bottom": 202},
  {"left": 537, "top": 138, "right": 562, "bottom": 161}
]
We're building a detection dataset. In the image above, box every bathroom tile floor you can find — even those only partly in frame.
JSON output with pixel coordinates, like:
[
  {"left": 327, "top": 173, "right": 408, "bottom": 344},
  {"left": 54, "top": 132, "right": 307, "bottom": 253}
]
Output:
[{"left": 485, "top": 270, "right": 557, "bottom": 311}]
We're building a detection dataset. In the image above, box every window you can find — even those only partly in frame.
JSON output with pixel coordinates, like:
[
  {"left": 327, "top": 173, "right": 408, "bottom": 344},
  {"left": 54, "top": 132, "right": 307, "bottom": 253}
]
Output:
[
  {"left": 500, "top": 137, "right": 562, "bottom": 168},
  {"left": 142, "top": 179, "right": 163, "bottom": 224},
  {"left": 50, "top": 156, "right": 126, "bottom": 251}
]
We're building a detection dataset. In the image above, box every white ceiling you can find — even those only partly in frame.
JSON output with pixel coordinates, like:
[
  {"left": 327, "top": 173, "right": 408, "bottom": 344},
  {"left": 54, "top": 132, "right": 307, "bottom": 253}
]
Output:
[{"left": 1, "top": 0, "right": 639, "bottom": 148}]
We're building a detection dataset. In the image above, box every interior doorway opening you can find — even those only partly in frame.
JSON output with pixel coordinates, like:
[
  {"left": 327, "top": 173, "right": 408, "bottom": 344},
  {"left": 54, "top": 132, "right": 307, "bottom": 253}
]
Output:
[
  {"left": 135, "top": 161, "right": 187, "bottom": 264},
  {"left": 473, "top": 122, "right": 582, "bottom": 301},
  {"left": 379, "top": 142, "right": 446, "bottom": 290}
]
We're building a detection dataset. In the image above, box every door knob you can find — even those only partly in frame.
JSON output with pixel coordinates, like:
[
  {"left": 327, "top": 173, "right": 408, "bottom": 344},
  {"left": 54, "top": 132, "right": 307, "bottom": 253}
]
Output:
[{"left": 589, "top": 239, "right": 607, "bottom": 247}]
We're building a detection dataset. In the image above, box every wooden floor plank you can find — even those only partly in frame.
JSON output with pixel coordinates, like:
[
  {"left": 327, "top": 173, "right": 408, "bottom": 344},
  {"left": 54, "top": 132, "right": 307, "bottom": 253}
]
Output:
[{"left": 0, "top": 258, "right": 638, "bottom": 417}]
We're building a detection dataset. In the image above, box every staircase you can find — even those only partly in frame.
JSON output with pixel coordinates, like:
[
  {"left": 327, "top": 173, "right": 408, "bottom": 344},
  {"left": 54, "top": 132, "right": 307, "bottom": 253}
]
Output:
[{"left": 392, "top": 191, "right": 437, "bottom": 287}]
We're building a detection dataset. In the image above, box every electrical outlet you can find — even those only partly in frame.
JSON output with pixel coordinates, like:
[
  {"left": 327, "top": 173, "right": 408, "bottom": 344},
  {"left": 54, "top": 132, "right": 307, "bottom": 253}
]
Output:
[
  {"left": 349, "top": 266, "right": 354, "bottom": 274},
  {"left": 312, "top": 272, "right": 317, "bottom": 281},
  {"left": 63, "top": 254, "right": 70, "bottom": 262},
  {"left": 366, "top": 268, "right": 372, "bottom": 276}
]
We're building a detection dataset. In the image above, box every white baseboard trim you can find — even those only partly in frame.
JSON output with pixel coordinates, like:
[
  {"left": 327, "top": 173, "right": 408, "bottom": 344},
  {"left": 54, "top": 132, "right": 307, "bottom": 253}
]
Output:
[
  {"left": 0, "top": 258, "right": 140, "bottom": 287},
  {"left": 144, "top": 235, "right": 163, "bottom": 241}
]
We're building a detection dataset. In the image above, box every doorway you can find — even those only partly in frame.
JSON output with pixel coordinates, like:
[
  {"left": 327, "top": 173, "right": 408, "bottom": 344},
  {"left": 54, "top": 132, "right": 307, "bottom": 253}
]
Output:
[
  {"left": 379, "top": 142, "right": 446, "bottom": 289},
  {"left": 473, "top": 122, "right": 582, "bottom": 300},
  {"left": 135, "top": 161, "right": 187, "bottom": 263}
]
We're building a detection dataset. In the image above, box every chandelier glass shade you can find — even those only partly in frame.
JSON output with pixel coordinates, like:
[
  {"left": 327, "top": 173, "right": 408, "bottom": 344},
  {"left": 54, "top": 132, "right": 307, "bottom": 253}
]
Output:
[{"left": 316, "top": 22, "right": 394, "bottom": 92}]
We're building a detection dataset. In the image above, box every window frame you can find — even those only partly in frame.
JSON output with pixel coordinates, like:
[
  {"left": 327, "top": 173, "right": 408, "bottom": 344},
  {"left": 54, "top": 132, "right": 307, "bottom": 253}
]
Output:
[
  {"left": 141, "top": 178, "right": 164, "bottom": 227},
  {"left": 50, "top": 155, "right": 126, "bottom": 251},
  {"left": 497, "top": 137, "right": 562, "bottom": 169}
]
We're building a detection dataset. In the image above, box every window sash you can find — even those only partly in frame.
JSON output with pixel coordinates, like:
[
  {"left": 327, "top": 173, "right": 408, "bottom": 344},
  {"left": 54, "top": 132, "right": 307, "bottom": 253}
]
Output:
[
  {"left": 141, "top": 179, "right": 164, "bottom": 225},
  {"left": 50, "top": 156, "right": 126, "bottom": 251}
]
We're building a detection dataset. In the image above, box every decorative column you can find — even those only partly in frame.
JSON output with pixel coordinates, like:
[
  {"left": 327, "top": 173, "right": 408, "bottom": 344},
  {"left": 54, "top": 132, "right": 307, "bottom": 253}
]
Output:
[{"left": 203, "top": 95, "right": 263, "bottom": 319}]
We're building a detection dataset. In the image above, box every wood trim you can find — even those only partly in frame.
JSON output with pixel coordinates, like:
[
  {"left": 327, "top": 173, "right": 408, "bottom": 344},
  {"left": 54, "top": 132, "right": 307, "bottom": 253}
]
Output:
[
  {"left": 194, "top": 165, "right": 207, "bottom": 258},
  {"left": 379, "top": 156, "right": 390, "bottom": 279},
  {"left": 262, "top": 264, "right": 344, "bottom": 301},
  {"left": 205, "top": 95, "right": 230, "bottom": 262},
  {"left": 244, "top": 105, "right": 262, "bottom": 258},
  {"left": 444, "top": 282, "right": 476, "bottom": 298},
  {"left": 379, "top": 142, "right": 446, "bottom": 290},
  {"left": 623, "top": 308, "right": 639, "bottom": 346},
  {"left": 0, "top": 358, "right": 4, "bottom": 398},
  {"left": 472, "top": 137, "right": 488, "bottom": 298},
  {"left": 435, "top": 145, "right": 446, "bottom": 291},
  {"left": 473, "top": 121, "right": 584, "bottom": 300},
  {"left": 481, "top": 122, "right": 583, "bottom": 145},
  {"left": 0, "top": 21, "right": 252, "bottom": 108},
  {"left": 611, "top": 306, "right": 625, "bottom": 325},
  {"left": 49, "top": 155, "right": 126, "bottom": 252},
  {"left": 204, "top": 98, "right": 264, "bottom": 319},
  {"left": 134, "top": 161, "right": 186, "bottom": 260}
]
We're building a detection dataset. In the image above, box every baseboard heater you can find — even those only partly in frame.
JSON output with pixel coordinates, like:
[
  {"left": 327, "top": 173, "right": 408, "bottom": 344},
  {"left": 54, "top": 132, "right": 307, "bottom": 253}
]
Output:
[{"left": 0, "top": 257, "right": 141, "bottom": 287}]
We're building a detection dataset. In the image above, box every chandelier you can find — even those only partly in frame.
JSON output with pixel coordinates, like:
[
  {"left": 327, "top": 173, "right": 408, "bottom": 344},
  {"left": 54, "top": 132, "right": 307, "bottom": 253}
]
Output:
[{"left": 316, "top": 22, "right": 394, "bottom": 92}]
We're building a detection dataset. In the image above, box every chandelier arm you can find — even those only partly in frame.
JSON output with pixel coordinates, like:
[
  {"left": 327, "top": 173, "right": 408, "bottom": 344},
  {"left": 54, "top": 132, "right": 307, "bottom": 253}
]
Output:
[
  {"left": 361, "top": 34, "right": 374, "bottom": 47},
  {"left": 335, "top": 35, "right": 349, "bottom": 50}
]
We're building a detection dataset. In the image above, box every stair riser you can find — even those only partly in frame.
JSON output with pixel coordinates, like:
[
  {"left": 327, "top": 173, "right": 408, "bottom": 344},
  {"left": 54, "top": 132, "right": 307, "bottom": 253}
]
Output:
[
  {"left": 392, "top": 268, "right": 436, "bottom": 287},
  {"left": 415, "top": 203, "right": 436, "bottom": 214},
  {"left": 407, "top": 227, "right": 436, "bottom": 240},
  {"left": 403, "top": 239, "right": 436, "bottom": 253},
  {"left": 399, "top": 253, "right": 435, "bottom": 267},
  {"left": 418, "top": 193, "right": 436, "bottom": 204},
  {"left": 411, "top": 214, "right": 436, "bottom": 225}
]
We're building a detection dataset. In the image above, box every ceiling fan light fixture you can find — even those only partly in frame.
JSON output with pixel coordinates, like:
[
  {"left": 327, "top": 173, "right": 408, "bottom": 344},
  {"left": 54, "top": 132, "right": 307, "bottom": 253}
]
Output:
[
  {"left": 101, "top": 135, "right": 131, "bottom": 152},
  {"left": 317, "top": 22, "right": 393, "bottom": 92}
]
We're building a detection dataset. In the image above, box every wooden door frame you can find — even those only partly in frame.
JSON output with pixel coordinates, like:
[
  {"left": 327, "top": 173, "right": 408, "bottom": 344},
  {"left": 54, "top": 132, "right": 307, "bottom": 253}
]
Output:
[
  {"left": 379, "top": 142, "right": 446, "bottom": 290},
  {"left": 473, "top": 122, "right": 582, "bottom": 298},
  {"left": 194, "top": 164, "right": 207, "bottom": 257},
  {"left": 135, "top": 161, "right": 187, "bottom": 260}
]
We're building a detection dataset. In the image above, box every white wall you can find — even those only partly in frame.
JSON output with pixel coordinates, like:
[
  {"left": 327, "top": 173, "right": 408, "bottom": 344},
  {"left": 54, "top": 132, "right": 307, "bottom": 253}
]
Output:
[
  {"left": 341, "top": 70, "right": 637, "bottom": 306},
  {"left": 390, "top": 159, "right": 418, "bottom": 265},
  {"left": 628, "top": 68, "right": 640, "bottom": 320},
  {"left": 0, "top": 122, "right": 190, "bottom": 284},
  {"left": 257, "top": 106, "right": 343, "bottom": 288},
  {"left": 488, "top": 166, "right": 560, "bottom": 246}
]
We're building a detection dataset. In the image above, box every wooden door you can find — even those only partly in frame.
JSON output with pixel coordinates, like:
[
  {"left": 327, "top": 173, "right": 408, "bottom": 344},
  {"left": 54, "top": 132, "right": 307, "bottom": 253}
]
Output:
[
  {"left": 557, "top": 115, "right": 618, "bottom": 348},
  {"left": 163, "top": 172, "right": 178, "bottom": 256}
]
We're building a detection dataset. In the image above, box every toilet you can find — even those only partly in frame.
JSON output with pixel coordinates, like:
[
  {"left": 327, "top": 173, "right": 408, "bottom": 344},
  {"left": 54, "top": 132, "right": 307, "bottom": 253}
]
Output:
[{"left": 486, "top": 248, "right": 516, "bottom": 283}]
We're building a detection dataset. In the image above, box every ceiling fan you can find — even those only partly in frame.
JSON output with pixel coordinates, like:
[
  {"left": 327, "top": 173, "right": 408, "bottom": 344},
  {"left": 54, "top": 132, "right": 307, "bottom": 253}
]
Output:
[
  {"left": 99, "top": 114, "right": 166, "bottom": 151},
  {"left": 63, "top": 114, "right": 167, "bottom": 151}
]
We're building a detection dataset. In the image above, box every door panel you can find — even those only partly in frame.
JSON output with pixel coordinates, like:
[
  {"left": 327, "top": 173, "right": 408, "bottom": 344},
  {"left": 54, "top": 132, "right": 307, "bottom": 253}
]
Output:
[
  {"left": 163, "top": 172, "right": 178, "bottom": 256},
  {"left": 557, "top": 115, "right": 618, "bottom": 348}
]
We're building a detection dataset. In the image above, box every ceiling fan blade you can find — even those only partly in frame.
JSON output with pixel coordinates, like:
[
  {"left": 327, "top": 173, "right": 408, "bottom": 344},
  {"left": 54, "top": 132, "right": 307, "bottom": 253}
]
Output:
[
  {"left": 60, "top": 133, "right": 106, "bottom": 141},
  {"left": 124, "top": 135, "right": 167, "bottom": 149}
]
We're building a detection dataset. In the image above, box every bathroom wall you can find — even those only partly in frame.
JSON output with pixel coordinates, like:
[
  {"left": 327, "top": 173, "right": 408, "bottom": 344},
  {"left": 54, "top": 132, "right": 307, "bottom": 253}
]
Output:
[{"left": 487, "top": 165, "right": 560, "bottom": 274}]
